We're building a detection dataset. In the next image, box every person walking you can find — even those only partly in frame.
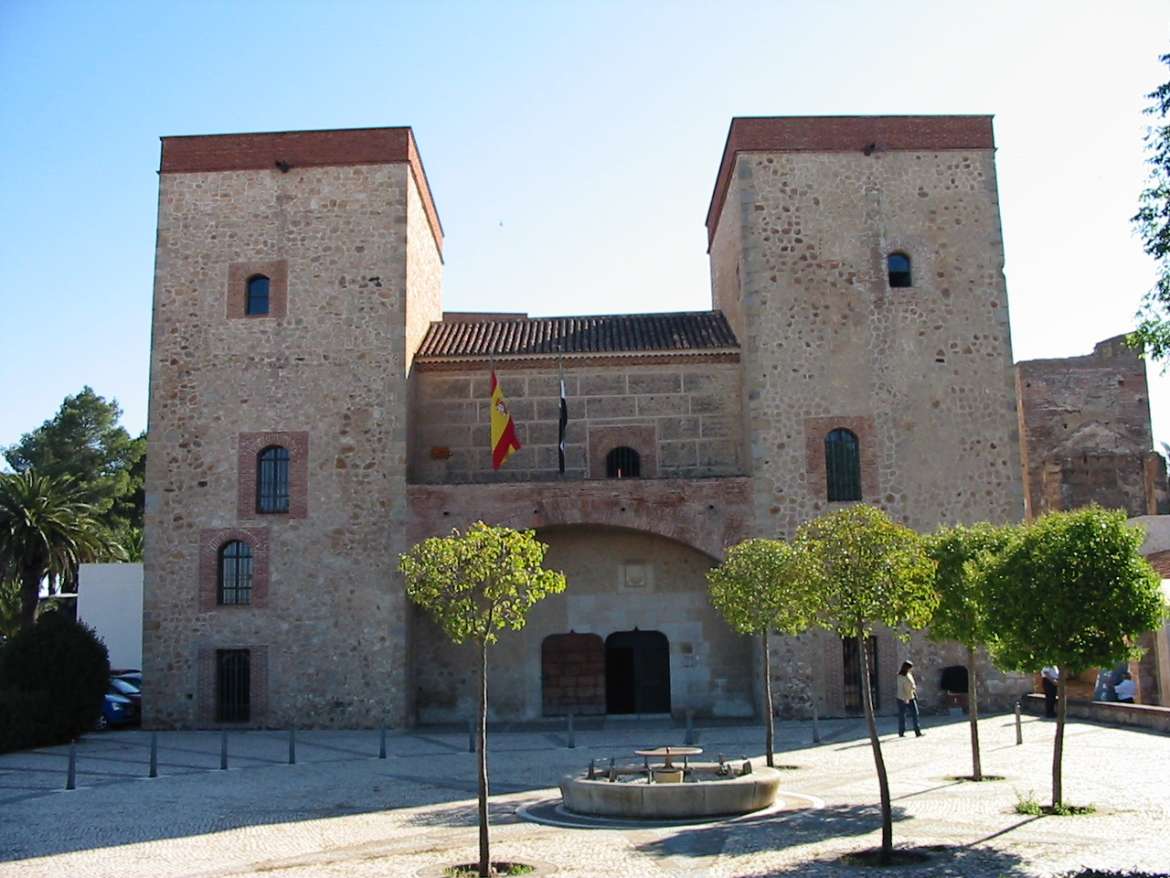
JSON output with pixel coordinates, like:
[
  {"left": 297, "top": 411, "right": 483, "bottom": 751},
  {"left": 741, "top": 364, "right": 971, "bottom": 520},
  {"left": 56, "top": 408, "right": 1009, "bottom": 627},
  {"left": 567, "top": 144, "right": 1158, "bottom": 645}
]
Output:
[
  {"left": 1041, "top": 665, "right": 1059, "bottom": 718},
  {"left": 896, "top": 660, "right": 923, "bottom": 737}
]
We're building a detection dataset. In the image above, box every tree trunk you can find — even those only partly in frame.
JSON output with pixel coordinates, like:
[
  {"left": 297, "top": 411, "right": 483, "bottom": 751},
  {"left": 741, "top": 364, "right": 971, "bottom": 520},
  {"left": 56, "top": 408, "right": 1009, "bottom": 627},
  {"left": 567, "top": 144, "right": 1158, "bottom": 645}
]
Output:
[
  {"left": 1052, "top": 674, "right": 1066, "bottom": 809},
  {"left": 19, "top": 565, "right": 40, "bottom": 629},
  {"left": 477, "top": 638, "right": 491, "bottom": 877},
  {"left": 967, "top": 645, "right": 982, "bottom": 781},
  {"left": 859, "top": 631, "right": 893, "bottom": 864},
  {"left": 762, "top": 631, "right": 774, "bottom": 767}
]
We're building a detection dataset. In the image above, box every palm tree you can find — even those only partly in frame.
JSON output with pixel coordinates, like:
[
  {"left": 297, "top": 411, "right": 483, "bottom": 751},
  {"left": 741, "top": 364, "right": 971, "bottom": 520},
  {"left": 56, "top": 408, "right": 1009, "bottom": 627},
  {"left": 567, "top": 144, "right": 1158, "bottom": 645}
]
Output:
[{"left": 0, "top": 471, "right": 122, "bottom": 629}]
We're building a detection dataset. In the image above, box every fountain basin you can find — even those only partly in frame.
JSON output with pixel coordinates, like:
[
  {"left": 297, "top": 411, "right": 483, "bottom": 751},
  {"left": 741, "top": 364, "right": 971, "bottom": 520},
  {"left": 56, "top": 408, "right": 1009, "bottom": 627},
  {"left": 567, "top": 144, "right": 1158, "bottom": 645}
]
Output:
[{"left": 560, "top": 764, "right": 782, "bottom": 820}]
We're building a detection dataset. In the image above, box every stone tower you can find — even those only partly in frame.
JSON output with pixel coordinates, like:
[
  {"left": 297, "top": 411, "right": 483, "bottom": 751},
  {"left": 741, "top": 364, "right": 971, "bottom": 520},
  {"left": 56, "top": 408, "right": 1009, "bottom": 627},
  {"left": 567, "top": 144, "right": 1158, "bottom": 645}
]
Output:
[
  {"left": 142, "top": 128, "right": 442, "bottom": 727},
  {"left": 707, "top": 117, "right": 1025, "bottom": 536}
]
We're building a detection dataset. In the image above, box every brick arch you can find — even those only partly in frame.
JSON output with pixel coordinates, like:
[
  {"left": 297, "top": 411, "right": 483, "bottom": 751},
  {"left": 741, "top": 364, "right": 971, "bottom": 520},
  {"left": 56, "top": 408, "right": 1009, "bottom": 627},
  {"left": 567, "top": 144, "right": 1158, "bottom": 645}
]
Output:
[{"left": 407, "top": 477, "right": 752, "bottom": 562}]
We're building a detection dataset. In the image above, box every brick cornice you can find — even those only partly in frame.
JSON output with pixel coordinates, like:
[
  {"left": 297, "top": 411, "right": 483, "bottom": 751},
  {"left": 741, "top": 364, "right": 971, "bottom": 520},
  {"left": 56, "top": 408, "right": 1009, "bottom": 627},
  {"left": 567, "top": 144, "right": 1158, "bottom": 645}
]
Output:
[
  {"left": 159, "top": 127, "right": 443, "bottom": 255},
  {"left": 705, "top": 115, "right": 995, "bottom": 249}
]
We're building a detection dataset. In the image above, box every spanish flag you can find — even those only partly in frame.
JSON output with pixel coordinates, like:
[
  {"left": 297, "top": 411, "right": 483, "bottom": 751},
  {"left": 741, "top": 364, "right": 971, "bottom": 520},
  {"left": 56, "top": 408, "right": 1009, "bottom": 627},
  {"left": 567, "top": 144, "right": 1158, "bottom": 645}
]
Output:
[{"left": 490, "top": 370, "right": 522, "bottom": 470}]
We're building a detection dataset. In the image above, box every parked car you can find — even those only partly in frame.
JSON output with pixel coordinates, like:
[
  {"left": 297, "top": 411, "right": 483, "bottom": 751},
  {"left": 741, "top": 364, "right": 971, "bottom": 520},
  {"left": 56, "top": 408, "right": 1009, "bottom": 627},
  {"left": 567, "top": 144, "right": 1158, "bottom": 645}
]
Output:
[
  {"left": 108, "top": 677, "right": 141, "bottom": 707},
  {"left": 111, "top": 669, "right": 141, "bottom": 687},
  {"left": 97, "top": 692, "right": 138, "bottom": 729}
]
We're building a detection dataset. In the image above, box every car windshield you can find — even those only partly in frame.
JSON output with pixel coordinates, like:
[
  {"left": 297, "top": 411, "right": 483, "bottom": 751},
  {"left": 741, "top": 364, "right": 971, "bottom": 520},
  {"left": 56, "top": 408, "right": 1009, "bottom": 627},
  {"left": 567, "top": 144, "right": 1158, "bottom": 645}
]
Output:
[{"left": 109, "top": 678, "right": 139, "bottom": 695}]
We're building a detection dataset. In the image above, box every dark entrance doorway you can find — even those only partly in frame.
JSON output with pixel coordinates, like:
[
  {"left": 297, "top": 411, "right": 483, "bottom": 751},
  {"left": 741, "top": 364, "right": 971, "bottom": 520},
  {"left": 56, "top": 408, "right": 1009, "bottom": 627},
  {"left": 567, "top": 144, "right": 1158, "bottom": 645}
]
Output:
[
  {"left": 605, "top": 630, "right": 670, "bottom": 714},
  {"left": 843, "top": 635, "right": 879, "bottom": 714},
  {"left": 541, "top": 633, "right": 605, "bottom": 716}
]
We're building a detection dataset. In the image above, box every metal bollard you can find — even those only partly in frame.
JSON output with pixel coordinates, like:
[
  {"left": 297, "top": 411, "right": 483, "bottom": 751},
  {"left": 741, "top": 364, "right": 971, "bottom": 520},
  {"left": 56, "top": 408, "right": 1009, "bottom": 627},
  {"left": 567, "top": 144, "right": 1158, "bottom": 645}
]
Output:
[
  {"left": 65, "top": 743, "right": 76, "bottom": 790},
  {"left": 684, "top": 709, "right": 694, "bottom": 745},
  {"left": 567, "top": 712, "right": 575, "bottom": 749},
  {"left": 149, "top": 732, "right": 158, "bottom": 778},
  {"left": 468, "top": 719, "right": 475, "bottom": 754},
  {"left": 1015, "top": 701, "right": 1023, "bottom": 745},
  {"left": 220, "top": 730, "right": 228, "bottom": 770},
  {"left": 812, "top": 701, "right": 821, "bottom": 744},
  {"left": 587, "top": 758, "right": 596, "bottom": 780},
  {"left": 378, "top": 725, "right": 387, "bottom": 759},
  {"left": 288, "top": 727, "right": 297, "bottom": 765}
]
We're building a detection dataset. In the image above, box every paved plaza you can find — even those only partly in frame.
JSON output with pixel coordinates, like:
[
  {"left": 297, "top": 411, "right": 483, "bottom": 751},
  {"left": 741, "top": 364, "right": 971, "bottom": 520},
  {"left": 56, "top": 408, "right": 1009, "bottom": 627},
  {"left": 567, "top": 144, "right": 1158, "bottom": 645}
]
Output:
[{"left": 0, "top": 713, "right": 1167, "bottom": 877}]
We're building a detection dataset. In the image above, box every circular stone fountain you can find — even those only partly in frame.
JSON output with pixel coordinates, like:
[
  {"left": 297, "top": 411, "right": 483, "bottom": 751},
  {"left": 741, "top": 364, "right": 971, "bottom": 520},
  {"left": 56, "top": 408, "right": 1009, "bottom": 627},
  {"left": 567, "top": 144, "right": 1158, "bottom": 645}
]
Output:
[{"left": 560, "top": 753, "right": 782, "bottom": 821}]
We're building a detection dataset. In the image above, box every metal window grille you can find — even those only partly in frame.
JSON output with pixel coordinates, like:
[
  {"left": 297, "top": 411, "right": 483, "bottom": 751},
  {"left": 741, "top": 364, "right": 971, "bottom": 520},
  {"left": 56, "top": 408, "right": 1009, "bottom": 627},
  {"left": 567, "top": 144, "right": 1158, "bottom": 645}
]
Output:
[
  {"left": 215, "top": 649, "right": 251, "bottom": 722},
  {"left": 256, "top": 446, "right": 290, "bottom": 513},
  {"left": 887, "top": 253, "right": 912, "bottom": 288},
  {"left": 217, "top": 540, "right": 253, "bottom": 605},
  {"left": 824, "top": 429, "right": 861, "bottom": 501},
  {"left": 605, "top": 446, "right": 641, "bottom": 478},
  {"left": 246, "top": 275, "right": 270, "bottom": 315},
  {"left": 842, "top": 635, "right": 879, "bottom": 713}
]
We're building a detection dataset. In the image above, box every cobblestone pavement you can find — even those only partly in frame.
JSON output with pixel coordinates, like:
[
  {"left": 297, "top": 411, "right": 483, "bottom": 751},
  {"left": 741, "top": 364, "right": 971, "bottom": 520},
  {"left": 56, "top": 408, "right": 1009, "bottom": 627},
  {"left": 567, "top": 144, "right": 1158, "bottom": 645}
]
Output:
[{"left": 0, "top": 713, "right": 1167, "bottom": 877}]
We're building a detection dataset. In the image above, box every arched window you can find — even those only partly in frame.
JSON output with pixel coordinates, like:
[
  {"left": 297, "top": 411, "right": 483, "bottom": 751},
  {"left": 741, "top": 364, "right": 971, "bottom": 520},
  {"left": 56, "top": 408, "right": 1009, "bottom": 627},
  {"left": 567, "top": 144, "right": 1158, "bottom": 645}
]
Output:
[
  {"left": 887, "top": 253, "right": 912, "bottom": 288},
  {"left": 217, "top": 540, "right": 253, "bottom": 605},
  {"left": 606, "top": 446, "right": 641, "bottom": 478},
  {"left": 824, "top": 428, "right": 861, "bottom": 502},
  {"left": 256, "top": 445, "right": 290, "bottom": 513},
  {"left": 246, "top": 274, "right": 270, "bottom": 315}
]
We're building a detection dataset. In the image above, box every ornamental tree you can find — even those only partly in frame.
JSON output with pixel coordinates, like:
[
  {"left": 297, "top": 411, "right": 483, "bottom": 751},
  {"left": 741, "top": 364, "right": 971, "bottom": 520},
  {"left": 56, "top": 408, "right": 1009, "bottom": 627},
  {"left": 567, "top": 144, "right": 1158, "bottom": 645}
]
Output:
[
  {"left": 926, "top": 523, "right": 1016, "bottom": 781},
  {"left": 984, "top": 506, "right": 1165, "bottom": 809},
  {"left": 399, "top": 522, "right": 567, "bottom": 878},
  {"left": 1131, "top": 51, "right": 1170, "bottom": 363},
  {"left": 796, "top": 505, "right": 937, "bottom": 864},
  {"left": 707, "top": 538, "right": 817, "bottom": 767}
]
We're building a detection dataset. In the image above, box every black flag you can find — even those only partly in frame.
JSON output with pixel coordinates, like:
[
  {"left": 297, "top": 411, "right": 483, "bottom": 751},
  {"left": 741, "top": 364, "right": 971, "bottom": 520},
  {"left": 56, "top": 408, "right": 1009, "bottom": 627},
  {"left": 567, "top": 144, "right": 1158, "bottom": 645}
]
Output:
[{"left": 558, "top": 376, "right": 568, "bottom": 474}]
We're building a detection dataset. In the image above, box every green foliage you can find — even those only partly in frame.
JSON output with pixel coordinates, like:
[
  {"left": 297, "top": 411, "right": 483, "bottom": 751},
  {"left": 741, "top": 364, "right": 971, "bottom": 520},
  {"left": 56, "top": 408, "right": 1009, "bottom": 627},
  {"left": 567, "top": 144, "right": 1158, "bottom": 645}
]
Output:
[
  {"left": 0, "top": 613, "right": 110, "bottom": 751},
  {"left": 984, "top": 506, "right": 1166, "bottom": 675},
  {"left": 0, "top": 471, "right": 124, "bottom": 628},
  {"left": 1131, "top": 52, "right": 1170, "bottom": 364},
  {"left": 3, "top": 387, "right": 146, "bottom": 556},
  {"left": 797, "top": 504, "right": 937, "bottom": 638},
  {"left": 399, "top": 522, "right": 567, "bottom": 645},
  {"left": 707, "top": 538, "right": 815, "bottom": 636},
  {"left": 0, "top": 578, "right": 21, "bottom": 640},
  {"left": 927, "top": 523, "right": 1016, "bottom": 648}
]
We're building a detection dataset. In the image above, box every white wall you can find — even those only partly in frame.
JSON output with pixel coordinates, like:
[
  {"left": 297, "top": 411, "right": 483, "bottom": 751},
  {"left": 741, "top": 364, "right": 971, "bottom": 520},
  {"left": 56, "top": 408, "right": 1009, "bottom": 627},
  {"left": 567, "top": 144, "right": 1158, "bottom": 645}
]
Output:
[{"left": 78, "top": 563, "right": 143, "bottom": 671}]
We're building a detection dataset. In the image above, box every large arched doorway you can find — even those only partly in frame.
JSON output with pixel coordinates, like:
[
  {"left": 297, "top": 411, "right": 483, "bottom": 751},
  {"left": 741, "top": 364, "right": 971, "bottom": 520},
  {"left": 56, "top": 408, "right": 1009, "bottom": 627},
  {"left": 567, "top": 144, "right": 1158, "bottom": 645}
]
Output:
[{"left": 605, "top": 629, "right": 671, "bottom": 714}]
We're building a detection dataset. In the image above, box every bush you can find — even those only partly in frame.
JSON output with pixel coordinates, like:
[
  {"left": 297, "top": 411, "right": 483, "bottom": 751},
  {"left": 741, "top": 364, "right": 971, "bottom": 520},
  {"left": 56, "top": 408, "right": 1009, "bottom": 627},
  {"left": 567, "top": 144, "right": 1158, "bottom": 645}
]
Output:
[{"left": 0, "top": 613, "right": 109, "bottom": 752}]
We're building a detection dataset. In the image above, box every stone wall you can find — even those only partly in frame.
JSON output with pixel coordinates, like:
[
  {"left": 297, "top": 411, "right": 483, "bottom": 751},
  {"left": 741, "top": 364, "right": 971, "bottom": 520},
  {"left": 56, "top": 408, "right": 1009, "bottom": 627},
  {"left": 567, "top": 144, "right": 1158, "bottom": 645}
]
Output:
[
  {"left": 1017, "top": 335, "right": 1166, "bottom": 518},
  {"left": 410, "top": 361, "right": 744, "bottom": 483},
  {"left": 708, "top": 119, "right": 1025, "bottom": 537},
  {"left": 144, "top": 140, "right": 441, "bottom": 729},
  {"left": 411, "top": 525, "right": 755, "bottom": 722}
]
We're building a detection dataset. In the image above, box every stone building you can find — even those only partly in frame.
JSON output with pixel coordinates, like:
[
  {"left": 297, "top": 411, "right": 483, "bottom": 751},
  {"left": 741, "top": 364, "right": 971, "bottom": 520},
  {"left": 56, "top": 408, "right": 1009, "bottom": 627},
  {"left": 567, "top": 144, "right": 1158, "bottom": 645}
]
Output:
[{"left": 142, "top": 117, "right": 1165, "bottom": 729}]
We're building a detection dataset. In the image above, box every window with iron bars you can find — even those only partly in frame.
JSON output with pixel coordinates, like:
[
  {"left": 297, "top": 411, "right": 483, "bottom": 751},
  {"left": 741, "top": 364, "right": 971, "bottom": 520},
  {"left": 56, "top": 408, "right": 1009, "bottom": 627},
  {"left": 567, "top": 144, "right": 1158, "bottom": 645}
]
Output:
[
  {"left": 824, "top": 428, "right": 861, "bottom": 502},
  {"left": 256, "top": 445, "right": 290, "bottom": 513},
  {"left": 605, "top": 446, "right": 641, "bottom": 478},
  {"left": 217, "top": 540, "right": 253, "bottom": 605},
  {"left": 215, "top": 649, "right": 251, "bottom": 722}
]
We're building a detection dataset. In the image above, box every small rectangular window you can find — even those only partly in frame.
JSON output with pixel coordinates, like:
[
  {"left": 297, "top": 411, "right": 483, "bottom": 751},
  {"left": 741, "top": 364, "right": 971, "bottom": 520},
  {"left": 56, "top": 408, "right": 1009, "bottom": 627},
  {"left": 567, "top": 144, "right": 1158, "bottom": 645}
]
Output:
[{"left": 216, "top": 649, "right": 251, "bottom": 722}]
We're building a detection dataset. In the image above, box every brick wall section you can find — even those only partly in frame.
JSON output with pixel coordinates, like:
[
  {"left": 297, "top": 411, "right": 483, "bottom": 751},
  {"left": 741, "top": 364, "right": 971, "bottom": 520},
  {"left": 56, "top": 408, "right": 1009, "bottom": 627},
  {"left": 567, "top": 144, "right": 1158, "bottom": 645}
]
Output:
[
  {"left": 1017, "top": 335, "right": 1161, "bottom": 518},
  {"left": 706, "top": 116, "right": 996, "bottom": 247},
  {"left": 410, "top": 361, "right": 743, "bottom": 483},
  {"left": 198, "top": 527, "right": 269, "bottom": 610},
  {"left": 227, "top": 260, "right": 288, "bottom": 319},
  {"left": 236, "top": 431, "right": 309, "bottom": 519}
]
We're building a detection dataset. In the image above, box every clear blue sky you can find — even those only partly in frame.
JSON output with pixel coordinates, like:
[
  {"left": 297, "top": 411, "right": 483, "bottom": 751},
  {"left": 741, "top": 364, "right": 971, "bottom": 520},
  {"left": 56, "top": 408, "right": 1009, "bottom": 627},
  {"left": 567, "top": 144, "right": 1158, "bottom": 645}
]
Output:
[{"left": 1, "top": 1, "right": 1167, "bottom": 454}]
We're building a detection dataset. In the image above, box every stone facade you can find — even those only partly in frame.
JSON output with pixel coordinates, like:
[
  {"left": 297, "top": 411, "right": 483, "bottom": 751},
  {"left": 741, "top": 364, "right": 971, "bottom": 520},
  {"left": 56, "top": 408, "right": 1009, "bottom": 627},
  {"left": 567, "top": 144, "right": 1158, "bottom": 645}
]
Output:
[
  {"left": 143, "top": 130, "right": 441, "bottom": 728},
  {"left": 1017, "top": 335, "right": 1169, "bottom": 518},
  {"left": 143, "top": 120, "right": 1166, "bottom": 729}
]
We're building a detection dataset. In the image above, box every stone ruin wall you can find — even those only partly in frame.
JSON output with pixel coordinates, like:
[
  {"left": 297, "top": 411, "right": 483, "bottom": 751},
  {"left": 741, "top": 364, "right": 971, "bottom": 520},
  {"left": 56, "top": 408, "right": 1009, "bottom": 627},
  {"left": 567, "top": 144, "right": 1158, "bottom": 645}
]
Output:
[{"left": 1016, "top": 335, "right": 1168, "bottom": 518}]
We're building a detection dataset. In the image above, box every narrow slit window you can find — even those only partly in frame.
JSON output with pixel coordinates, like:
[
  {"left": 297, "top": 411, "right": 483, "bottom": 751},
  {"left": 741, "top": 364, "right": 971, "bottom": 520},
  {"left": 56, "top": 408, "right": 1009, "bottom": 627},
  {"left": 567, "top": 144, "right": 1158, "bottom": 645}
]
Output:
[
  {"left": 256, "top": 445, "right": 290, "bottom": 513},
  {"left": 215, "top": 649, "right": 251, "bottom": 722},
  {"left": 825, "top": 428, "right": 862, "bottom": 502},
  {"left": 887, "top": 253, "right": 912, "bottom": 288},
  {"left": 246, "top": 275, "right": 270, "bottom": 315},
  {"left": 217, "top": 540, "right": 253, "bottom": 605},
  {"left": 605, "top": 446, "right": 641, "bottom": 478}
]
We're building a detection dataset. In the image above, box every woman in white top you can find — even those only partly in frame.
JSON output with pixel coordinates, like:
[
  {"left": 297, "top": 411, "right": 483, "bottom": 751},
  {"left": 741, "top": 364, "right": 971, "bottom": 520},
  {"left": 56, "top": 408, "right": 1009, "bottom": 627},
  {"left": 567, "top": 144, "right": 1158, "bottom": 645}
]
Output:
[{"left": 896, "top": 661, "right": 923, "bottom": 737}]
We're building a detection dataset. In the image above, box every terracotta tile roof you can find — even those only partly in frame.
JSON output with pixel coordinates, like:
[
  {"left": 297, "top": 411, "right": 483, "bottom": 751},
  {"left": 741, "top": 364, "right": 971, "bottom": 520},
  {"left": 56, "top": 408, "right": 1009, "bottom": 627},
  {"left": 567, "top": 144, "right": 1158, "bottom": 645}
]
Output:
[{"left": 416, "top": 311, "right": 738, "bottom": 360}]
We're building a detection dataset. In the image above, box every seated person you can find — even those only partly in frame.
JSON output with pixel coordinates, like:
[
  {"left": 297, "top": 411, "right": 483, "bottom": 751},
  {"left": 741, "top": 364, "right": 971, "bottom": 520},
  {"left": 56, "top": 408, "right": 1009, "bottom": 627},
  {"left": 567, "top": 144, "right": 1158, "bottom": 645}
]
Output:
[{"left": 1114, "top": 673, "right": 1136, "bottom": 704}]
